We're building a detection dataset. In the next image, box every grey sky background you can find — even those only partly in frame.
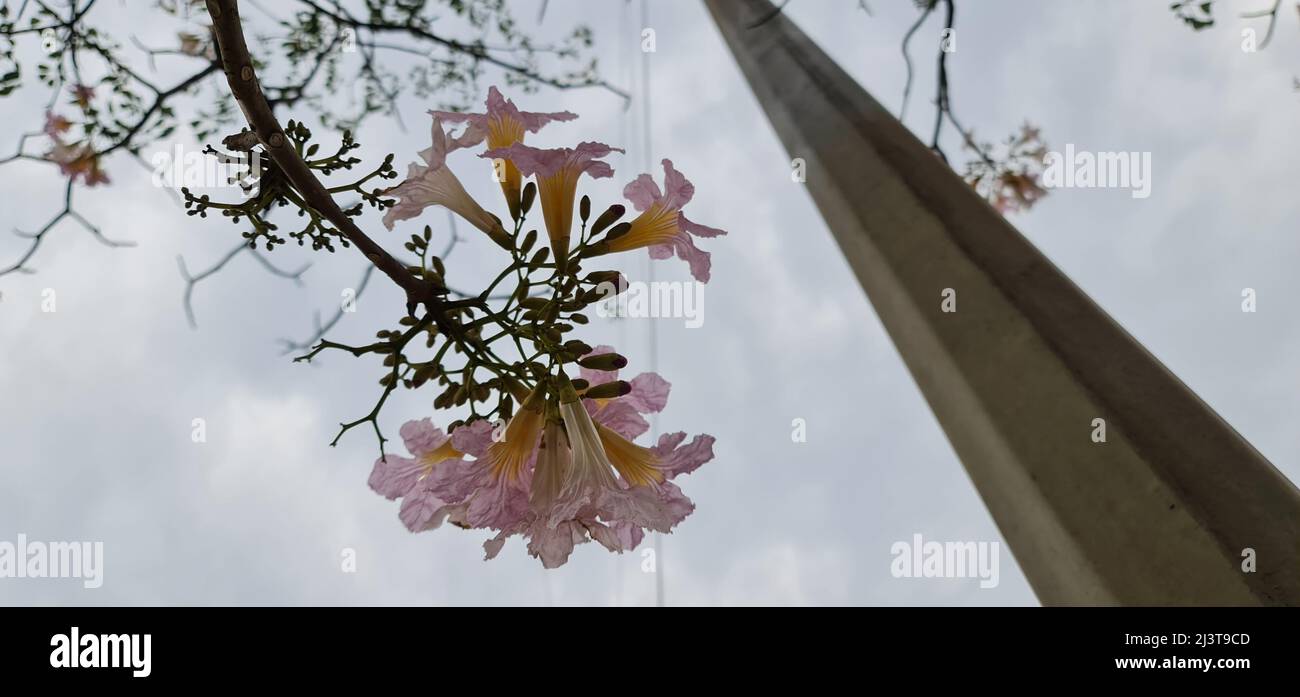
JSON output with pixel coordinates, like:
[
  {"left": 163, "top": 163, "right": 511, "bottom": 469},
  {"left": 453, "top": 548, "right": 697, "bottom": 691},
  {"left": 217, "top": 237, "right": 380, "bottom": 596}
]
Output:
[{"left": 1, "top": 0, "right": 1297, "bottom": 605}]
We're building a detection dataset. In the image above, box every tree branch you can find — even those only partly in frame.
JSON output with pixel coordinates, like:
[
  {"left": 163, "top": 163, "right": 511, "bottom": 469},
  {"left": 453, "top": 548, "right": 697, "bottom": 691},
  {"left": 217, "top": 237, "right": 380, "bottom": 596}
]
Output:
[{"left": 204, "top": 0, "right": 446, "bottom": 323}]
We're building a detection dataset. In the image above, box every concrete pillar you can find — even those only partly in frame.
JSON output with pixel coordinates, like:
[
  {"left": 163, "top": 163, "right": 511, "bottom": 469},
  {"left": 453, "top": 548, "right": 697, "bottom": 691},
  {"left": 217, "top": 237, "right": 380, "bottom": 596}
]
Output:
[{"left": 705, "top": 0, "right": 1300, "bottom": 605}]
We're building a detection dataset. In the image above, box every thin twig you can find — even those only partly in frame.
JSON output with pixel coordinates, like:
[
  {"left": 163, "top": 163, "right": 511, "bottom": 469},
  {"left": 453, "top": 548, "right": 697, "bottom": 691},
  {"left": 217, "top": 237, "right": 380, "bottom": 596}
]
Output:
[{"left": 177, "top": 241, "right": 309, "bottom": 328}]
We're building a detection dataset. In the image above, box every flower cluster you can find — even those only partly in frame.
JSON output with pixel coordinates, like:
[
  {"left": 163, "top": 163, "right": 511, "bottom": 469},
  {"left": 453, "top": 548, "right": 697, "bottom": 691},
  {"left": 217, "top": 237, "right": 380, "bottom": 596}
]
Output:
[
  {"left": 961, "top": 122, "right": 1049, "bottom": 215},
  {"left": 371, "top": 347, "right": 715, "bottom": 567},
  {"left": 363, "top": 87, "right": 724, "bottom": 567},
  {"left": 45, "top": 90, "right": 110, "bottom": 187}
]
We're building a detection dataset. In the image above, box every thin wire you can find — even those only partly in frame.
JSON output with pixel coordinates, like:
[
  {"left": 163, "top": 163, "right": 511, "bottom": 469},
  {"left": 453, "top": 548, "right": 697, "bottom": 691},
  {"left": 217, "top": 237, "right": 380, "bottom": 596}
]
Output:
[
  {"left": 612, "top": 0, "right": 633, "bottom": 608},
  {"left": 638, "top": 0, "right": 664, "bottom": 610}
]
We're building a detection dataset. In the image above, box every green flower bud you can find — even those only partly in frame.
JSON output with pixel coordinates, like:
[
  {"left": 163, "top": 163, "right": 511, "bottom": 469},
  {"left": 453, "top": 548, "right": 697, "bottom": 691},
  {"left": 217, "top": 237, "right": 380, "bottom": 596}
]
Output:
[
  {"left": 580, "top": 241, "right": 609, "bottom": 258},
  {"left": 604, "top": 221, "right": 632, "bottom": 242},
  {"left": 528, "top": 247, "right": 550, "bottom": 271},
  {"left": 521, "top": 181, "right": 537, "bottom": 215},
  {"left": 584, "top": 380, "right": 632, "bottom": 399},
  {"left": 563, "top": 339, "right": 593, "bottom": 357},
  {"left": 584, "top": 270, "right": 622, "bottom": 286},
  {"left": 556, "top": 372, "right": 580, "bottom": 404},
  {"left": 590, "top": 204, "right": 625, "bottom": 236},
  {"left": 578, "top": 352, "right": 628, "bottom": 371}
]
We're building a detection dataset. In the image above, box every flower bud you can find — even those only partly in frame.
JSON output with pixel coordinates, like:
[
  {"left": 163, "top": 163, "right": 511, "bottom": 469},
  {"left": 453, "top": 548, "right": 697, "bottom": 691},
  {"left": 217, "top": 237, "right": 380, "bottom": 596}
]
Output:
[
  {"left": 520, "top": 181, "right": 537, "bottom": 215},
  {"left": 584, "top": 380, "right": 632, "bottom": 400},
  {"left": 580, "top": 241, "right": 609, "bottom": 258},
  {"left": 603, "top": 221, "right": 631, "bottom": 242},
  {"left": 590, "top": 204, "right": 625, "bottom": 236},
  {"left": 556, "top": 373, "right": 580, "bottom": 404},
  {"left": 578, "top": 352, "right": 628, "bottom": 371},
  {"left": 528, "top": 246, "right": 550, "bottom": 271},
  {"left": 563, "top": 339, "right": 593, "bottom": 356},
  {"left": 584, "top": 270, "right": 623, "bottom": 286}
]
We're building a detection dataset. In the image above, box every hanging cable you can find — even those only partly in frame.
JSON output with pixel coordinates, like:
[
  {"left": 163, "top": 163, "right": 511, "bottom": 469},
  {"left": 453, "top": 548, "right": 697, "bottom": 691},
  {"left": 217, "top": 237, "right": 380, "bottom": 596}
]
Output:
[{"left": 636, "top": 0, "right": 665, "bottom": 610}]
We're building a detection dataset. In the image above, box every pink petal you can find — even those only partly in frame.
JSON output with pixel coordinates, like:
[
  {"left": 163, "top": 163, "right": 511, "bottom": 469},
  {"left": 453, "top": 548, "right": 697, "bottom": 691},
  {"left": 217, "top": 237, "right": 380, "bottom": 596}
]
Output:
[
  {"left": 586, "top": 519, "right": 644, "bottom": 553},
  {"left": 518, "top": 109, "right": 578, "bottom": 132},
  {"left": 672, "top": 232, "right": 713, "bottom": 283},
  {"left": 625, "top": 372, "right": 671, "bottom": 413},
  {"left": 449, "top": 122, "right": 490, "bottom": 152},
  {"left": 449, "top": 419, "right": 495, "bottom": 458},
  {"left": 485, "top": 86, "right": 508, "bottom": 110},
  {"left": 483, "top": 526, "right": 521, "bottom": 560},
  {"left": 658, "top": 159, "right": 695, "bottom": 210},
  {"left": 416, "top": 117, "right": 451, "bottom": 169},
  {"left": 428, "top": 110, "right": 479, "bottom": 125},
  {"left": 593, "top": 400, "right": 650, "bottom": 440},
  {"left": 572, "top": 141, "right": 622, "bottom": 178},
  {"left": 483, "top": 141, "right": 622, "bottom": 179},
  {"left": 602, "top": 482, "right": 694, "bottom": 534},
  {"left": 526, "top": 520, "right": 588, "bottom": 569},
  {"left": 398, "top": 486, "right": 465, "bottom": 532},
  {"left": 614, "top": 521, "right": 646, "bottom": 551},
  {"left": 480, "top": 143, "right": 558, "bottom": 177},
  {"left": 488, "top": 86, "right": 578, "bottom": 132},
  {"left": 585, "top": 521, "right": 620, "bottom": 552},
  {"left": 622, "top": 173, "right": 662, "bottom": 212},
  {"left": 381, "top": 163, "right": 431, "bottom": 230},
  {"left": 647, "top": 243, "right": 674, "bottom": 260},
  {"left": 465, "top": 476, "right": 531, "bottom": 530},
  {"left": 399, "top": 418, "right": 446, "bottom": 458},
  {"left": 653, "top": 432, "right": 716, "bottom": 478},
  {"left": 680, "top": 212, "right": 727, "bottom": 238},
  {"left": 368, "top": 455, "right": 423, "bottom": 500},
  {"left": 424, "top": 455, "right": 485, "bottom": 505}
]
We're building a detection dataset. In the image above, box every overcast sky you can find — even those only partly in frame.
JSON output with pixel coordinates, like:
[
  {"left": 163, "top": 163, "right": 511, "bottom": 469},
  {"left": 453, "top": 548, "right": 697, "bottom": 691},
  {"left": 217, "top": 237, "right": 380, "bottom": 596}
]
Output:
[{"left": 1, "top": 0, "right": 1297, "bottom": 605}]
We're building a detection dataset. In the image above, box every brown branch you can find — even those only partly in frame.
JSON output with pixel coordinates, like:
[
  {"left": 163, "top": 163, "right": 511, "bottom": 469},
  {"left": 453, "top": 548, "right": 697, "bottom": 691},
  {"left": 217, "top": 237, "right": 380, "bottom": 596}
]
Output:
[{"left": 203, "top": 0, "right": 447, "bottom": 323}]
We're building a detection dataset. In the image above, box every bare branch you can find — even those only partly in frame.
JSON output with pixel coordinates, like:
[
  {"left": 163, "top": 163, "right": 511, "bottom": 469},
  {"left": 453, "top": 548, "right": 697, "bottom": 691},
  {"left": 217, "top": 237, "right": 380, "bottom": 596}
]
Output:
[
  {"left": 1, "top": 179, "right": 134, "bottom": 278},
  {"left": 177, "top": 241, "right": 309, "bottom": 328},
  {"left": 296, "top": 0, "right": 630, "bottom": 102}
]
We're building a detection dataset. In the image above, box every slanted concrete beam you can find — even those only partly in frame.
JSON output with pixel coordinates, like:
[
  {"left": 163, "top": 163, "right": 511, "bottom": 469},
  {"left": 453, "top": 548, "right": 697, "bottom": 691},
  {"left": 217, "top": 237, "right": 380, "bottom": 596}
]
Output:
[{"left": 706, "top": 0, "right": 1300, "bottom": 605}]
